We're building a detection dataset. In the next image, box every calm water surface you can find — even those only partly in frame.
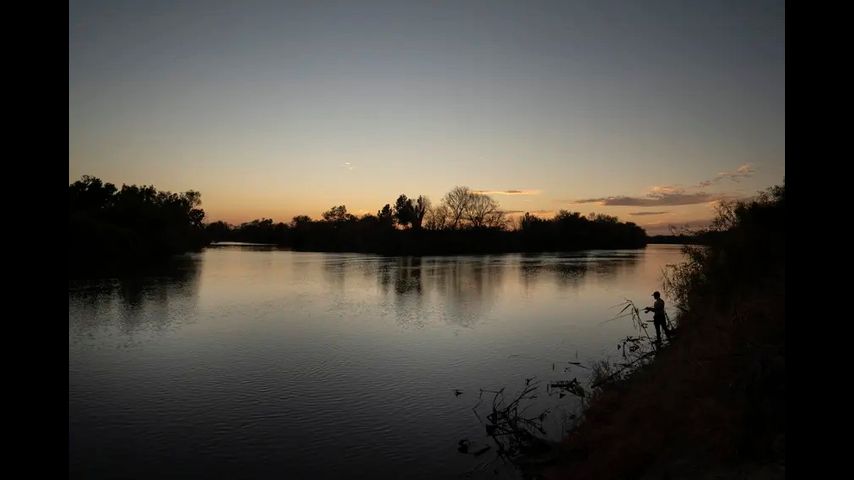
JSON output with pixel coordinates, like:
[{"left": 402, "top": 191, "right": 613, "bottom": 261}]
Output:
[{"left": 69, "top": 245, "right": 685, "bottom": 479}]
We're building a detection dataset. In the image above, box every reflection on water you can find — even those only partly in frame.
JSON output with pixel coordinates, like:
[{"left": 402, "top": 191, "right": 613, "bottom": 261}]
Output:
[
  {"left": 69, "top": 245, "right": 683, "bottom": 480},
  {"left": 68, "top": 251, "right": 645, "bottom": 341},
  {"left": 319, "top": 253, "right": 643, "bottom": 330},
  {"left": 69, "top": 255, "right": 202, "bottom": 341}
]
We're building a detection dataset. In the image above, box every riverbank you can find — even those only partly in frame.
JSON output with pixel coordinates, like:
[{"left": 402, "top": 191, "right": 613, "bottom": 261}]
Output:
[
  {"left": 544, "top": 284, "right": 784, "bottom": 478},
  {"left": 542, "top": 184, "right": 785, "bottom": 479}
]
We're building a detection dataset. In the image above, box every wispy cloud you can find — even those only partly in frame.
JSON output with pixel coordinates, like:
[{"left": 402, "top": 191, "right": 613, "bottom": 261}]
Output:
[
  {"left": 629, "top": 211, "right": 670, "bottom": 216},
  {"left": 474, "top": 189, "right": 541, "bottom": 196},
  {"left": 696, "top": 163, "right": 755, "bottom": 188},
  {"left": 575, "top": 189, "right": 729, "bottom": 206},
  {"left": 342, "top": 162, "right": 355, "bottom": 171},
  {"left": 571, "top": 165, "right": 755, "bottom": 207}
]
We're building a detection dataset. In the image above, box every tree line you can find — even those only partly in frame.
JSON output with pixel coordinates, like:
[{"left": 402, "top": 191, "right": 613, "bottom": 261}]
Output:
[
  {"left": 205, "top": 185, "right": 647, "bottom": 253},
  {"left": 69, "top": 175, "right": 206, "bottom": 273},
  {"left": 69, "top": 177, "right": 648, "bottom": 273}
]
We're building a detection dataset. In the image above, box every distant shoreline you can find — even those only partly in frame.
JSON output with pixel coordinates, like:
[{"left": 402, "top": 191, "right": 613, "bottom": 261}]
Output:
[
  {"left": 206, "top": 243, "right": 652, "bottom": 256},
  {"left": 208, "top": 241, "right": 279, "bottom": 246}
]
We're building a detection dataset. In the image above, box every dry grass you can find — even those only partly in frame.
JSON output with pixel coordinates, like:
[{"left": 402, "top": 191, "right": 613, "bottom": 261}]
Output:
[
  {"left": 543, "top": 283, "right": 784, "bottom": 479},
  {"left": 539, "top": 184, "right": 785, "bottom": 479}
]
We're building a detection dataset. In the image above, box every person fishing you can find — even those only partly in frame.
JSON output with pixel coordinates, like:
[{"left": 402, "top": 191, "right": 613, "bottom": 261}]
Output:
[{"left": 644, "top": 291, "right": 672, "bottom": 342}]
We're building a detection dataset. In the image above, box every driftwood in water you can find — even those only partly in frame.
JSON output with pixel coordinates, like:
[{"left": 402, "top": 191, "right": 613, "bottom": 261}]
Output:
[
  {"left": 460, "top": 298, "right": 672, "bottom": 476},
  {"left": 471, "top": 377, "right": 557, "bottom": 465}
]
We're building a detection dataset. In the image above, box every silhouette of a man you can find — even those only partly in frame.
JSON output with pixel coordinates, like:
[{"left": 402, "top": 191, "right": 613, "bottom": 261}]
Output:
[{"left": 644, "top": 291, "right": 671, "bottom": 342}]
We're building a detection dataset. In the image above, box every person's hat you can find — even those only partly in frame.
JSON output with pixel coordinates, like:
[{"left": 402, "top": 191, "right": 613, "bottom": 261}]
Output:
[{"left": 652, "top": 291, "right": 660, "bottom": 297}]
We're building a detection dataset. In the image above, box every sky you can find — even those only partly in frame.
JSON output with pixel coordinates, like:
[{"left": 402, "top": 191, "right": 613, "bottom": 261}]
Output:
[{"left": 69, "top": 0, "right": 784, "bottom": 234}]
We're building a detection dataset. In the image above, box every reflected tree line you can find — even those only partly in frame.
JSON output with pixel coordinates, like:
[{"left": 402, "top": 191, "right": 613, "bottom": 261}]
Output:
[
  {"left": 647, "top": 232, "right": 718, "bottom": 245},
  {"left": 68, "top": 245, "right": 642, "bottom": 335},
  {"left": 374, "top": 254, "right": 640, "bottom": 328},
  {"left": 69, "top": 177, "right": 647, "bottom": 273},
  {"left": 69, "top": 254, "right": 202, "bottom": 337}
]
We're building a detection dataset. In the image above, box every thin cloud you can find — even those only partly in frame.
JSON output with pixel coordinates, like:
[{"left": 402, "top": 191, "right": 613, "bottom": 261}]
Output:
[
  {"left": 696, "top": 163, "right": 755, "bottom": 188},
  {"left": 629, "top": 211, "right": 670, "bottom": 216},
  {"left": 575, "top": 191, "right": 728, "bottom": 206},
  {"left": 342, "top": 162, "right": 355, "bottom": 171},
  {"left": 649, "top": 185, "right": 682, "bottom": 195},
  {"left": 565, "top": 165, "right": 753, "bottom": 208},
  {"left": 474, "top": 189, "right": 541, "bottom": 196}
]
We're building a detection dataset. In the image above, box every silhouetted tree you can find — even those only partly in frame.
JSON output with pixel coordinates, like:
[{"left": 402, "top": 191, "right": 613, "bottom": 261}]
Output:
[
  {"left": 393, "top": 195, "right": 415, "bottom": 228},
  {"left": 69, "top": 176, "right": 207, "bottom": 273},
  {"left": 664, "top": 181, "right": 785, "bottom": 310},
  {"left": 377, "top": 204, "right": 394, "bottom": 228},
  {"left": 412, "top": 196, "right": 430, "bottom": 230},
  {"left": 205, "top": 220, "right": 232, "bottom": 242},
  {"left": 443, "top": 186, "right": 474, "bottom": 229},
  {"left": 425, "top": 204, "right": 451, "bottom": 230},
  {"left": 589, "top": 213, "right": 619, "bottom": 224},
  {"left": 72, "top": 175, "right": 653, "bottom": 267},
  {"left": 292, "top": 215, "right": 312, "bottom": 226},
  {"left": 68, "top": 175, "right": 118, "bottom": 212},
  {"left": 322, "top": 205, "right": 356, "bottom": 223},
  {"left": 466, "top": 193, "right": 505, "bottom": 229}
]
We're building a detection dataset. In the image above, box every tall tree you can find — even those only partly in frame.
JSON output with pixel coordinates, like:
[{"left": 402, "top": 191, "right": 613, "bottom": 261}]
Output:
[
  {"left": 393, "top": 194, "right": 415, "bottom": 228},
  {"left": 412, "top": 196, "right": 430, "bottom": 230},
  {"left": 322, "top": 205, "right": 354, "bottom": 223},
  {"left": 377, "top": 204, "right": 394, "bottom": 227},
  {"left": 425, "top": 204, "right": 450, "bottom": 230},
  {"left": 443, "top": 186, "right": 473, "bottom": 229},
  {"left": 466, "top": 193, "right": 504, "bottom": 228}
]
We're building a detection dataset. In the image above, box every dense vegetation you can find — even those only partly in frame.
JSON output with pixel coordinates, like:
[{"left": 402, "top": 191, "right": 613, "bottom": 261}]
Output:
[
  {"left": 68, "top": 176, "right": 206, "bottom": 273},
  {"left": 69, "top": 177, "right": 647, "bottom": 272},
  {"left": 205, "top": 186, "right": 647, "bottom": 254},
  {"left": 546, "top": 182, "right": 785, "bottom": 479},
  {"left": 647, "top": 233, "right": 716, "bottom": 245}
]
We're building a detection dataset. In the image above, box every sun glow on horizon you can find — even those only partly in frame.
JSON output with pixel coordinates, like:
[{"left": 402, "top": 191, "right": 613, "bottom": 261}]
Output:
[{"left": 70, "top": 1, "right": 783, "bottom": 237}]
